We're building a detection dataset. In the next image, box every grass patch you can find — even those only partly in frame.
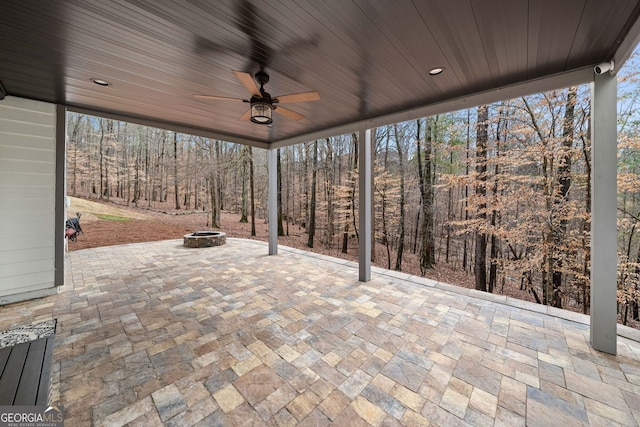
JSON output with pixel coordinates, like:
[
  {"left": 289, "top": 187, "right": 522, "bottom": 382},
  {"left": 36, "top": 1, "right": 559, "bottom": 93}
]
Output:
[{"left": 95, "top": 214, "right": 132, "bottom": 221}]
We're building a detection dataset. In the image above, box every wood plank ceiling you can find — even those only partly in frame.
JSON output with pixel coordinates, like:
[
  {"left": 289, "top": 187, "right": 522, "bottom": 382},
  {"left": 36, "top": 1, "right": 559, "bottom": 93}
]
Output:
[{"left": 1, "top": 0, "right": 640, "bottom": 147}]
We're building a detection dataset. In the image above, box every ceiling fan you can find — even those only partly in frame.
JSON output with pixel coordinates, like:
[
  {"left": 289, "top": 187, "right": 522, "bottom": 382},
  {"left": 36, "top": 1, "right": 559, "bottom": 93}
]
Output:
[{"left": 194, "top": 70, "right": 320, "bottom": 125}]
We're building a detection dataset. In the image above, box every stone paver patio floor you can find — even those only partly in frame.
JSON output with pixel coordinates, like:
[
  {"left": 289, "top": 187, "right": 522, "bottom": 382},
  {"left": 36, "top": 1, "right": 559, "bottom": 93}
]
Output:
[{"left": 1, "top": 238, "right": 640, "bottom": 426}]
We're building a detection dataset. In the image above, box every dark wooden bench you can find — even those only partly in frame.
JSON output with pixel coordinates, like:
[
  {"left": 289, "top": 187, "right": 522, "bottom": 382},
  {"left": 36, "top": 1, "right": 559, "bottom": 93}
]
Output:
[{"left": 0, "top": 336, "right": 55, "bottom": 405}]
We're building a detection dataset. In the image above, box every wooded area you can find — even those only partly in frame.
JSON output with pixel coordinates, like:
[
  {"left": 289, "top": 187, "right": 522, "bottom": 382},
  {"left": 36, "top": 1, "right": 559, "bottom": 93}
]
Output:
[{"left": 66, "top": 56, "right": 640, "bottom": 326}]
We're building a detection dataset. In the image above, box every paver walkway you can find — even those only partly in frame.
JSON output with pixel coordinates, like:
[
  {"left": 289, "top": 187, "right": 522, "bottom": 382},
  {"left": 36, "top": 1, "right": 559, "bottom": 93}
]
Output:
[{"left": 1, "top": 238, "right": 639, "bottom": 426}]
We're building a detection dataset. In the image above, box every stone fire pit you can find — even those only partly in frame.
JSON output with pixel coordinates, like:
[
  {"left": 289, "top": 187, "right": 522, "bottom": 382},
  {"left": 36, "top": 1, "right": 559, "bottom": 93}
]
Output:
[{"left": 183, "top": 231, "right": 226, "bottom": 248}]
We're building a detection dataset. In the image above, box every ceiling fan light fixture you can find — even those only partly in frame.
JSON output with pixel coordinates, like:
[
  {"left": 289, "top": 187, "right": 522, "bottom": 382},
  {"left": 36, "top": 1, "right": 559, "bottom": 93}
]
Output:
[{"left": 250, "top": 101, "right": 273, "bottom": 124}]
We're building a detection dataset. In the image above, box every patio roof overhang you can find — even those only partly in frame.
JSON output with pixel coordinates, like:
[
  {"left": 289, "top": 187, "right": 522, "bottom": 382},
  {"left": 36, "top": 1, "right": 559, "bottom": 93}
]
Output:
[
  {"left": 2, "top": 1, "right": 640, "bottom": 357},
  {"left": 2, "top": 0, "right": 640, "bottom": 147}
]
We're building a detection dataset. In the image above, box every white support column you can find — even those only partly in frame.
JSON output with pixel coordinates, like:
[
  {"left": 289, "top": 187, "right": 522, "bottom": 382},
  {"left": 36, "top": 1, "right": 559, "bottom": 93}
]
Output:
[
  {"left": 358, "top": 126, "right": 372, "bottom": 281},
  {"left": 268, "top": 147, "right": 278, "bottom": 255},
  {"left": 591, "top": 70, "right": 618, "bottom": 355},
  {"left": 55, "top": 104, "right": 66, "bottom": 286}
]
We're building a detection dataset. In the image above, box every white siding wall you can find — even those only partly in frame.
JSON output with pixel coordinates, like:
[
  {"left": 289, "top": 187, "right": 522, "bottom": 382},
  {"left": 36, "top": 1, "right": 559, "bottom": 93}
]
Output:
[{"left": 0, "top": 97, "right": 58, "bottom": 302}]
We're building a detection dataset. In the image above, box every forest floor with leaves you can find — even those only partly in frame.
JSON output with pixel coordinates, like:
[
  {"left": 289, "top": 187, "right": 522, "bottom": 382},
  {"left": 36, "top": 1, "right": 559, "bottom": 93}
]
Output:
[{"left": 66, "top": 196, "right": 638, "bottom": 329}]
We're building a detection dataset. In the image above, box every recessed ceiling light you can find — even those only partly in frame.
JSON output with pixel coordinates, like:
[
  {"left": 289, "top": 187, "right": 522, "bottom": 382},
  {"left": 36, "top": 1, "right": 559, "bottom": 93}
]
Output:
[
  {"left": 428, "top": 67, "right": 444, "bottom": 76},
  {"left": 90, "top": 78, "right": 111, "bottom": 86}
]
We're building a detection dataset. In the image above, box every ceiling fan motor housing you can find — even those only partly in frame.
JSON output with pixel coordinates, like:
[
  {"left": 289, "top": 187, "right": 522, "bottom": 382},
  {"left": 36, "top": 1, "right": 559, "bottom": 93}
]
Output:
[
  {"left": 255, "top": 70, "right": 270, "bottom": 85},
  {"left": 249, "top": 94, "right": 272, "bottom": 104}
]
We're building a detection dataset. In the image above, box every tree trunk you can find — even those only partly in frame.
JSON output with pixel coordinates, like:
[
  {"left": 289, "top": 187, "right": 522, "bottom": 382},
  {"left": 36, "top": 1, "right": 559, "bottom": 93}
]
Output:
[
  {"left": 371, "top": 130, "right": 376, "bottom": 263},
  {"left": 463, "top": 109, "right": 471, "bottom": 271},
  {"left": 308, "top": 140, "right": 318, "bottom": 248},
  {"left": 550, "top": 86, "right": 577, "bottom": 308},
  {"left": 249, "top": 147, "right": 256, "bottom": 236},
  {"left": 303, "top": 142, "right": 310, "bottom": 229},
  {"left": 174, "top": 132, "right": 180, "bottom": 209},
  {"left": 581, "top": 127, "right": 592, "bottom": 313},
  {"left": 240, "top": 145, "right": 249, "bottom": 223},
  {"left": 380, "top": 183, "right": 391, "bottom": 269},
  {"left": 325, "top": 138, "right": 334, "bottom": 246},
  {"left": 394, "top": 124, "right": 406, "bottom": 271},
  {"left": 285, "top": 147, "right": 290, "bottom": 236},
  {"left": 122, "top": 123, "right": 130, "bottom": 202},
  {"left": 145, "top": 133, "right": 152, "bottom": 207},
  {"left": 209, "top": 142, "right": 221, "bottom": 228},
  {"left": 216, "top": 140, "right": 223, "bottom": 213},
  {"left": 417, "top": 117, "right": 436, "bottom": 274},
  {"left": 489, "top": 106, "right": 505, "bottom": 293},
  {"left": 277, "top": 148, "right": 285, "bottom": 236},
  {"left": 132, "top": 137, "right": 141, "bottom": 205},
  {"left": 69, "top": 115, "right": 81, "bottom": 196},
  {"left": 194, "top": 144, "right": 200, "bottom": 210},
  {"left": 104, "top": 146, "right": 110, "bottom": 199},
  {"left": 634, "top": 243, "right": 640, "bottom": 320},
  {"left": 98, "top": 119, "right": 105, "bottom": 199},
  {"left": 209, "top": 173, "right": 220, "bottom": 227},
  {"left": 446, "top": 149, "right": 453, "bottom": 264},
  {"left": 475, "top": 105, "right": 489, "bottom": 292},
  {"left": 341, "top": 132, "right": 358, "bottom": 254},
  {"left": 343, "top": 133, "right": 358, "bottom": 253},
  {"left": 185, "top": 142, "right": 192, "bottom": 209},
  {"left": 159, "top": 131, "right": 166, "bottom": 202}
]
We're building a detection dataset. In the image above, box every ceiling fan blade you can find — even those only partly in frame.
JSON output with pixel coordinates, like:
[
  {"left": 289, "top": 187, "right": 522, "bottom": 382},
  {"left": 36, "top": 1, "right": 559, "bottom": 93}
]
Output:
[
  {"left": 233, "top": 70, "right": 261, "bottom": 96},
  {"left": 194, "top": 94, "right": 245, "bottom": 102},
  {"left": 240, "top": 108, "right": 252, "bottom": 121},
  {"left": 275, "top": 91, "right": 321, "bottom": 104},
  {"left": 274, "top": 106, "right": 305, "bottom": 121}
]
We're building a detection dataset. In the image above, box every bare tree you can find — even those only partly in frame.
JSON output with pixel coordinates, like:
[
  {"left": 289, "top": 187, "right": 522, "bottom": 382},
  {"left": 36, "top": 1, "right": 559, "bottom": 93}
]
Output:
[
  {"left": 173, "top": 132, "right": 180, "bottom": 209},
  {"left": 475, "top": 105, "right": 489, "bottom": 292},
  {"left": 394, "top": 124, "right": 406, "bottom": 270},
  {"left": 417, "top": 118, "right": 436, "bottom": 273},
  {"left": 276, "top": 149, "right": 284, "bottom": 235},
  {"left": 308, "top": 140, "right": 318, "bottom": 248},
  {"left": 249, "top": 146, "right": 256, "bottom": 236},
  {"left": 240, "top": 145, "right": 249, "bottom": 223}
]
